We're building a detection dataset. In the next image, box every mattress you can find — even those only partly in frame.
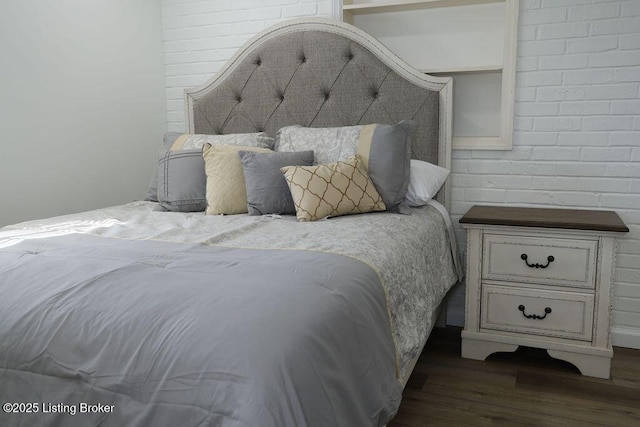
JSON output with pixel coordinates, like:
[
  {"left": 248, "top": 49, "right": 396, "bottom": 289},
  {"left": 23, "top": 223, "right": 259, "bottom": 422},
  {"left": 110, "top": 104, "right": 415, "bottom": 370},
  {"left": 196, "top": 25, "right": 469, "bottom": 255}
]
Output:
[{"left": 0, "top": 202, "right": 458, "bottom": 426}]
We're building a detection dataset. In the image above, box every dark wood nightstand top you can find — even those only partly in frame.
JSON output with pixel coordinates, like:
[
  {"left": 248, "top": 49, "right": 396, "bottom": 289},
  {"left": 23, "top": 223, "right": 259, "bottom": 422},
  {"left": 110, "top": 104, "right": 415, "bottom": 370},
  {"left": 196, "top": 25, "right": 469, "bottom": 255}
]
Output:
[{"left": 459, "top": 205, "right": 629, "bottom": 233}]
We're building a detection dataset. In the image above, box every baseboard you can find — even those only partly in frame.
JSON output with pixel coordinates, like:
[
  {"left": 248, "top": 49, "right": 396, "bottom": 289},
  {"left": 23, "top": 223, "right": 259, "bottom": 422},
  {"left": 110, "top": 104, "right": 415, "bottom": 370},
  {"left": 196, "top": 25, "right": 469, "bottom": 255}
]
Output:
[{"left": 611, "top": 327, "right": 640, "bottom": 349}]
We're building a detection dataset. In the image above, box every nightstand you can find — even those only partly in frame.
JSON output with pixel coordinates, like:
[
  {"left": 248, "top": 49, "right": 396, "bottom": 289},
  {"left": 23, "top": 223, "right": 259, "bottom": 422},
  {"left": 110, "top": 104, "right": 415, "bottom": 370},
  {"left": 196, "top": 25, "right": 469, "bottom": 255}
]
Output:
[{"left": 459, "top": 205, "right": 628, "bottom": 379}]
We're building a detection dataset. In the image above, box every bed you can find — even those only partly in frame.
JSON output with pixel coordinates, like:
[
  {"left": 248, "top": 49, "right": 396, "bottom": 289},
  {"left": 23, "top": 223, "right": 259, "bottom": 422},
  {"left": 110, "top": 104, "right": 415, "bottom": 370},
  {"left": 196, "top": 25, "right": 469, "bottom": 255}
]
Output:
[{"left": 0, "top": 18, "right": 458, "bottom": 427}]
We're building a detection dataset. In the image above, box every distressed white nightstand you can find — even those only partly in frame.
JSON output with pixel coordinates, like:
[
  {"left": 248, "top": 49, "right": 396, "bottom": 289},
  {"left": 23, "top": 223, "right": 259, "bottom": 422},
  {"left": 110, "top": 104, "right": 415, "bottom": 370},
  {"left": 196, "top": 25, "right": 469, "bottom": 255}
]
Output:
[{"left": 459, "top": 205, "right": 628, "bottom": 379}]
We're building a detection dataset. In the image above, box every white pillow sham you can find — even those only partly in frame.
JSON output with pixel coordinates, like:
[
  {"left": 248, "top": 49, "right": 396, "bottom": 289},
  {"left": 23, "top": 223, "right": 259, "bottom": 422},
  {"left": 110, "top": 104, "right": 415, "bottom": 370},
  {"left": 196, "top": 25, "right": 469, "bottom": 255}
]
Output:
[{"left": 405, "top": 159, "right": 450, "bottom": 207}]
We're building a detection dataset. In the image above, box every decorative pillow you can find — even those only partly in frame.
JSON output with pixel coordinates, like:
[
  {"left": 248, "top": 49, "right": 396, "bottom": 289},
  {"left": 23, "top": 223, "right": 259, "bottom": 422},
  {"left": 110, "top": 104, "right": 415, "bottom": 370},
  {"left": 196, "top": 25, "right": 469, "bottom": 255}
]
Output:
[
  {"left": 202, "top": 144, "right": 273, "bottom": 215},
  {"left": 276, "top": 125, "right": 362, "bottom": 165},
  {"left": 168, "top": 133, "right": 274, "bottom": 151},
  {"left": 275, "top": 121, "right": 414, "bottom": 213},
  {"left": 356, "top": 121, "right": 414, "bottom": 213},
  {"left": 405, "top": 159, "right": 450, "bottom": 207},
  {"left": 145, "top": 132, "right": 274, "bottom": 202},
  {"left": 239, "top": 150, "right": 314, "bottom": 216},
  {"left": 157, "top": 149, "right": 206, "bottom": 212},
  {"left": 145, "top": 132, "right": 184, "bottom": 202},
  {"left": 281, "top": 155, "right": 386, "bottom": 222}
]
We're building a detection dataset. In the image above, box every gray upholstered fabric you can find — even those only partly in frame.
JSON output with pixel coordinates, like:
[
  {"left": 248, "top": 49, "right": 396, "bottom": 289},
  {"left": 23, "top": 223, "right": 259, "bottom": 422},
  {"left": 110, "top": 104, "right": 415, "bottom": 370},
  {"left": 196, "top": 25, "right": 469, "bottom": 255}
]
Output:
[
  {"left": 192, "top": 30, "right": 440, "bottom": 165},
  {"left": 366, "top": 120, "right": 414, "bottom": 213},
  {"left": 157, "top": 149, "right": 206, "bottom": 212},
  {"left": 145, "top": 132, "right": 184, "bottom": 202},
  {"left": 239, "top": 150, "right": 314, "bottom": 215}
]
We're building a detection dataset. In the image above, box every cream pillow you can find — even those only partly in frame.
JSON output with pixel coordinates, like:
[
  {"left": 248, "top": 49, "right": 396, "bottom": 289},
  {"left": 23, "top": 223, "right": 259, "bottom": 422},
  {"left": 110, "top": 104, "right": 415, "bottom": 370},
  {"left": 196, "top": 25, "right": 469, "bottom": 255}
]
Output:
[
  {"left": 281, "top": 155, "right": 386, "bottom": 222},
  {"left": 202, "top": 144, "right": 272, "bottom": 215}
]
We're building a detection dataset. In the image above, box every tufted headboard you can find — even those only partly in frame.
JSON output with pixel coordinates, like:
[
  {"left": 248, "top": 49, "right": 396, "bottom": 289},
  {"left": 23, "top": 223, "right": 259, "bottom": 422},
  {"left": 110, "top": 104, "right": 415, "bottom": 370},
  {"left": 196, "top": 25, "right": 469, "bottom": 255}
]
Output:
[{"left": 185, "top": 18, "right": 453, "bottom": 209}]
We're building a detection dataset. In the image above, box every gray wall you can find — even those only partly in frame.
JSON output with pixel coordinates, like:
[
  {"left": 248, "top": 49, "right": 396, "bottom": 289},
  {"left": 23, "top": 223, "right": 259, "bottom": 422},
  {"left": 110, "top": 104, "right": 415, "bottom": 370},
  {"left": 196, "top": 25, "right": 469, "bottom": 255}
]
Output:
[{"left": 0, "top": 0, "right": 167, "bottom": 227}]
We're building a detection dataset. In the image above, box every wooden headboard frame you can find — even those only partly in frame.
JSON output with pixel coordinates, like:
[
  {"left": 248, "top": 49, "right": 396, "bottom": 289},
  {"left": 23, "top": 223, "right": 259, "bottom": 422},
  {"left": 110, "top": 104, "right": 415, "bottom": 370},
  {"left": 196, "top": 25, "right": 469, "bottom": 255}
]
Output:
[{"left": 185, "top": 18, "right": 453, "bottom": 210}]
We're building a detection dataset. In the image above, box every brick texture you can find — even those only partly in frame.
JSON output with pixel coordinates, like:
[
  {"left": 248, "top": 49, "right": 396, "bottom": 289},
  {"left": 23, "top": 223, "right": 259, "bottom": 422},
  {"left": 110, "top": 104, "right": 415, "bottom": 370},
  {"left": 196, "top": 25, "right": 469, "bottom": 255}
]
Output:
[
  {"left": 160, "top": 0, "right": 640, "bottom": 347},
  {"left": 160, "top": 0, "right": 332, "bottom": 132},
  {"left": 450, "top": 0, "right": 640, "bottom": 346}
]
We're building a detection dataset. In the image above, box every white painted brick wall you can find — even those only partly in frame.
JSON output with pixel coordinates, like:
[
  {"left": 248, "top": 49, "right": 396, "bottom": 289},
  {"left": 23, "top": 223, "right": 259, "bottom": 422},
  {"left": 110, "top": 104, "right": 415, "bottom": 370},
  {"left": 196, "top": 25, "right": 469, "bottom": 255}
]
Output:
[
  {"left": 449, "top": 0, "right": 640, "bottom": 347},
  {"left": 160, "top": 0, "right": 332, "bottom": 132},
  {"left": 159, "top": 0, "right": 640, "bottom": 347}
]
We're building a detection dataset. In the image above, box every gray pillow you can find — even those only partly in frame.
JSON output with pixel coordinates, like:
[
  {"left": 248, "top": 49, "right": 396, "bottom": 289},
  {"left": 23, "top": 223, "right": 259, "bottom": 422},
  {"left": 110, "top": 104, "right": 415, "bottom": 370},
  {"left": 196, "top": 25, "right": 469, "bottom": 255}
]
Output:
[
  {"left": 239, "top": 150, "right": 314, "bottom": 216},
  {"left": 145, "top": 132, "right": 275, "bottom": 202},
  {"left": 275, "top": 121, "right": 415, "bottom": 213},
  {"left": 145, "top": 132, "right": 183, "bottom": 202},
  {"left": 360, "top": 121, "right": 414, "bottom": 213},
  {"left": 157, "top": 149, "right": 206, "bottom": 212}
]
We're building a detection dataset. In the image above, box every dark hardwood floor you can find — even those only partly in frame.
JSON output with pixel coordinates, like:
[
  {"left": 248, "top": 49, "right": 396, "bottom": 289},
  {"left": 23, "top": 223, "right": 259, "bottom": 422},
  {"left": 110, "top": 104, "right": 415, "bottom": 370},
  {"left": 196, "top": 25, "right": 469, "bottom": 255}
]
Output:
[{"left": 389, "top": 327, "right": 640, "bottom": 426}]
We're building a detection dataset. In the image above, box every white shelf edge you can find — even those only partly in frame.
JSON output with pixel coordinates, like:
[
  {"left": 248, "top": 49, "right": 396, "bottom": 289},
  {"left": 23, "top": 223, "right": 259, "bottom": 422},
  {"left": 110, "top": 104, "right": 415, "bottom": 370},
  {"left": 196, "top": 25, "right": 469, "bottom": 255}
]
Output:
[
  {"left": 343, "top": 0, "right": 504, "bottom": 14},
  {"left": 420, "top": 65, "right": 503, "bottom": 74},
  {"left": 344, "top": 0, "right": 419, "bottom": 10}
]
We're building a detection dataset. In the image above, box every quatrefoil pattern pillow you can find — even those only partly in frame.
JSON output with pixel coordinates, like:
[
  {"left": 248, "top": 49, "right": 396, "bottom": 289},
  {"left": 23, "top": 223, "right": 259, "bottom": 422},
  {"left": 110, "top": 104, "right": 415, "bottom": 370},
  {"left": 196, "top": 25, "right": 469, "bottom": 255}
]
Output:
[{"left": 281, "top": 155, "right": 386, "bottom": 222}]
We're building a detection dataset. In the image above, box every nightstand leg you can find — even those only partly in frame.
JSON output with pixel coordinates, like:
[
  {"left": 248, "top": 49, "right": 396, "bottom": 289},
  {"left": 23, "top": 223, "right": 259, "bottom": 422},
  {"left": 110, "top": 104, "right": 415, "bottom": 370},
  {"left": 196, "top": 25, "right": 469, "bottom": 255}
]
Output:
[
  {"left": 461, "top": 335, "right": 518, "bottom": 360},
  {"left": 547, "top": 349, "right": 612, "bottom": 379}
]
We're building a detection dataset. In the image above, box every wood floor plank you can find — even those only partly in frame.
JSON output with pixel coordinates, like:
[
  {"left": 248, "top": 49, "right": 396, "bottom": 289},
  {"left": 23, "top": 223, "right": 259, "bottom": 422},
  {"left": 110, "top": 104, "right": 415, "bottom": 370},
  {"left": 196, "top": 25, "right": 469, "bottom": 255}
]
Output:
[
  {"left": 396, "top": 386, "right": 584, "bottom": 427},
  {"left": 422, "top": 371, "right": 640, "bottom": 425},
  {"left": 389, "top": 327, "right": 640, "bottom": 426},
  {"left": 516, "top": 369, "right": 640, "bottom": 408}
]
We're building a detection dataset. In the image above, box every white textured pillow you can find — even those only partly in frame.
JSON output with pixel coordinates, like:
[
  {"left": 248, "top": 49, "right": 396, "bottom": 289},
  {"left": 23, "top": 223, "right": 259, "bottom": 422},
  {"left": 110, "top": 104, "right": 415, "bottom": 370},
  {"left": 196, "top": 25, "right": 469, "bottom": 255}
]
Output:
[
  {"left": 275, "top": 125, "right": 362, "bottom": 165},
  {"left": 405, "top": 159, "right": 450, "bottom": 207},
  {"left": 170, "top": 133, "right": 273, "bottom": 151}
]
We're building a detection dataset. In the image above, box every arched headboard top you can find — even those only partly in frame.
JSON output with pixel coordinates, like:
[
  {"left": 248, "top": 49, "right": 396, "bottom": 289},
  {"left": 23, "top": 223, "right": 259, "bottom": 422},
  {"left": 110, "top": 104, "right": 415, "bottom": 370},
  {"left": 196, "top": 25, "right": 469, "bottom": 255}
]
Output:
[{"left": 185, "top": 18, "right": 452, "bottom": 208}]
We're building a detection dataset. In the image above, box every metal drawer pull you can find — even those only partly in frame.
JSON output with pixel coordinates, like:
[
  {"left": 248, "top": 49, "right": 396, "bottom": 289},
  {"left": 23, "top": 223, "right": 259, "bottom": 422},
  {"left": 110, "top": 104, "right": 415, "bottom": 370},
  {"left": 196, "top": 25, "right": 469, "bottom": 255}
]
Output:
[
  {"left": 520, "top": 253, "right": 554, "bottom": 269},
  {"left": 518, "top": 304, "right": 552, "bottom": 320}
]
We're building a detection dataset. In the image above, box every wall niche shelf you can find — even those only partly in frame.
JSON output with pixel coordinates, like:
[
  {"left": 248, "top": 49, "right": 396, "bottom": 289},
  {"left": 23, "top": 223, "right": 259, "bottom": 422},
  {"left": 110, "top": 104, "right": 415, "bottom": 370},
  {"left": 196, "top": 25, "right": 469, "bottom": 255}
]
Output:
[
  {"left": 343, "top": 0, "right": 504, "bottom": 16},
  {"left": 419, "top": 65, "right": 503, "bottom": 74},
  {"left": 341, "top": 0, "right": 519, "bottom": 150}
]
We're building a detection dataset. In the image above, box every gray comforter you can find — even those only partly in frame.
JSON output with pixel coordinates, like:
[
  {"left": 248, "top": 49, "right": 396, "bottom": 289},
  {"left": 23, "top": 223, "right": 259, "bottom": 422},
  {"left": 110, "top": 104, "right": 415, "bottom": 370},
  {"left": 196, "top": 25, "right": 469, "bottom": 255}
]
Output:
[{"left": 0, "top": 233, "right": 401, "bottom": 426}]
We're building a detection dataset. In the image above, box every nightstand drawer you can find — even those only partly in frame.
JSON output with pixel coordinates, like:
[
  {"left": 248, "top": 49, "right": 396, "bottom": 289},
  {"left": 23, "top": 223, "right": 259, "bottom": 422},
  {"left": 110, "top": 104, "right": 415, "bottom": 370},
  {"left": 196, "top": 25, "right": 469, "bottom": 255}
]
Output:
[
  {"left": 482, "top": 234, "right": 598, "bottom": 289},
  {"left": 480, "top": 284, "right": 594, "bottom": 341}
]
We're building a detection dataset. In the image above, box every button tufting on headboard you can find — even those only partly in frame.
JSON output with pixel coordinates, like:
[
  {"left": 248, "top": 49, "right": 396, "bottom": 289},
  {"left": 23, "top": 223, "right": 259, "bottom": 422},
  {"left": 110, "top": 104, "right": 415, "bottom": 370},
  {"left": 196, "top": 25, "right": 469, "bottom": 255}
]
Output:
[
  {"left": 192, "top": 29, "right": 441, "bottom": 163},
  {"left": 186, "top": 19, "right": 452, "bottom": 208}
]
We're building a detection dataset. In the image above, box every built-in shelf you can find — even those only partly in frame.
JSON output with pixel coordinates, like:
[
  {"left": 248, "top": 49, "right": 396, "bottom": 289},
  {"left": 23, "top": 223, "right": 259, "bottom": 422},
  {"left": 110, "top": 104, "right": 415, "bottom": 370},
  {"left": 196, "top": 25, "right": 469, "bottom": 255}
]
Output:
[
  {"left": 421, "top": 65, "right": 503, "bottom": 75},
  {"left": 343, "top": 0, "right": 503, "bottom": 15},
  {"left": 341, "top": 0, "right": 519, "bottom": 150}
]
